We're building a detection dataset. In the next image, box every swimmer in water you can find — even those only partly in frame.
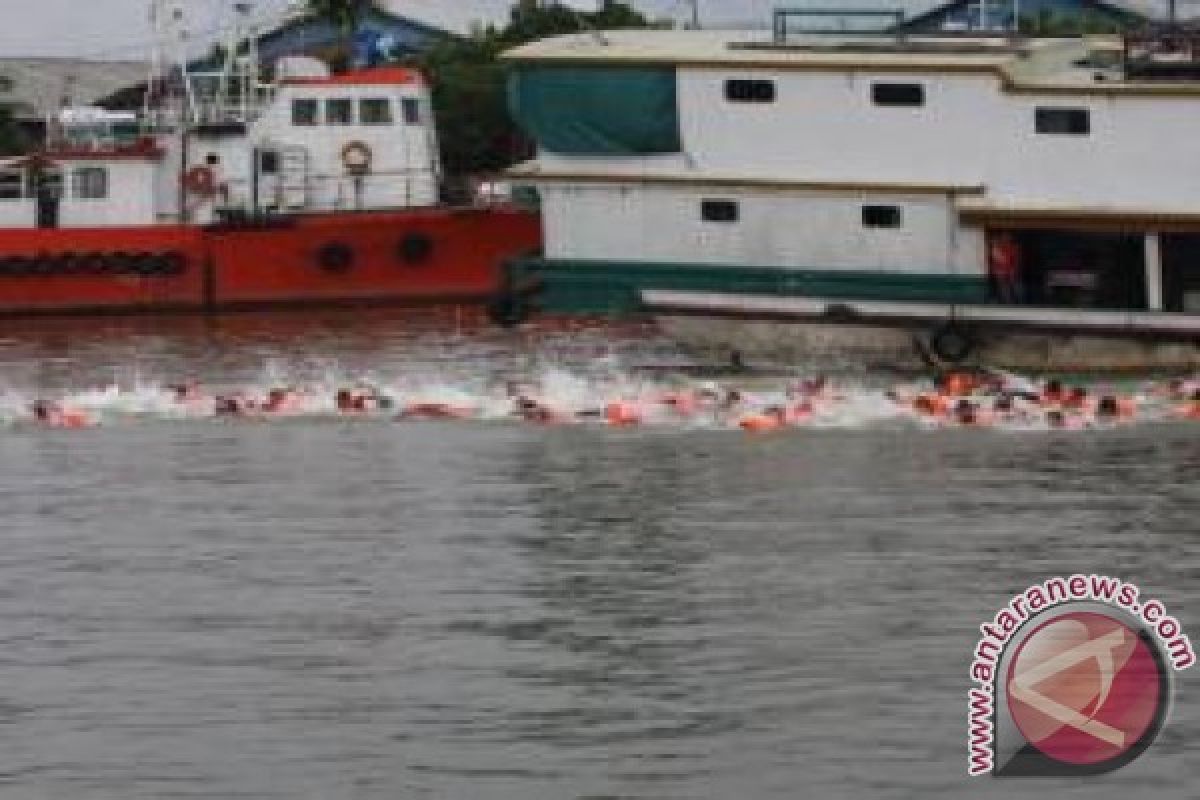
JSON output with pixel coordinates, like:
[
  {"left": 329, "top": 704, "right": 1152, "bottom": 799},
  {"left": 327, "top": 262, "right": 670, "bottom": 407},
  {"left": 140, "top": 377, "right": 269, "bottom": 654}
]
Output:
[{"left": 30, "top": 400, "right": 93, "bottom": 429}]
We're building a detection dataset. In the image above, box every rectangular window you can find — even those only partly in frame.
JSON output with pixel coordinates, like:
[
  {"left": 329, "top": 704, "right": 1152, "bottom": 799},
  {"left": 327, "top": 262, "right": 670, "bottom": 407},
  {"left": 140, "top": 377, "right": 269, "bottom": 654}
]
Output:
[
  {"left": 326, "top": 97, "right": 353, "bottom": 126},
  {"left": 72, "top": 167, "right": 108, "bottom": 200},
  {"left": 0, "top": 170, "right": 22, "bottom": 200},
  {"left": 259, "top": 150, "right": 279, "bottom": 175},
  {"left": 872, "top": 82, "right": 925, "bottom": 107},
  {"left": 401, "top": 97, "right": 421, "bottom": 126},
  {"left": 291, "top": 98, "right": 318, "bottom": 127},
  {"left": 1035, "top": 107, "right": 1090, "bottom": 135},
  {"left": 725, "top": 79, "right": 776, "bottom": 103},
  {"left": 862, "top": 205, "right": 902, "bottom": 228},
  {"left": 701, "top": 199, "right": 739, "bottom": 223},
  {"left": 360, "top": 98, "right": 393, "bottom": 126}
]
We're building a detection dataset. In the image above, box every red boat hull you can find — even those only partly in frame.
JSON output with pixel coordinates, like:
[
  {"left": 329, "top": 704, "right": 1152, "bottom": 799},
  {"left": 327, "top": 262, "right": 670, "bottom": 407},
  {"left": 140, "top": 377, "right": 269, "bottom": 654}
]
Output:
[{"left": 0, "top": 207, "right": 540, "bottom": 315}]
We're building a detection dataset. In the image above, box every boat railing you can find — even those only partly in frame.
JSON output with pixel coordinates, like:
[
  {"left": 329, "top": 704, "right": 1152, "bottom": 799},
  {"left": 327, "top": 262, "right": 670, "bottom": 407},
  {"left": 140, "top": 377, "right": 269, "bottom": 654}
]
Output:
[{"left": 772, "top": 8, "right": 907, "bottom": 42}]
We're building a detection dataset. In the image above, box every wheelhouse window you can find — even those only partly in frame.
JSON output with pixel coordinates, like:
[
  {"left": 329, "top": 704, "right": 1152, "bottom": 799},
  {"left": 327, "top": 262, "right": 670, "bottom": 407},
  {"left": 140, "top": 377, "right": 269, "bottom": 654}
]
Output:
[
  {"left": 1035, "top": 107, "right": 1090, "bottom": 135},
  {"left": 326, "top": 98, "right": 353, "bottom": 126},
  {"left": 72, "top": 167, "right": 108, "bottom": 200},
  {"left": 872, "top": 82, "right": 925, "bottom": 107},
  {"left": 862, "top": 205, "right": 902, "bottom": 228},
  {"left": 291, "top": 98, "right": 318, "bottom": 127},
  {"left": 0, "top": 170, "right": 22, "bottom": 200},
  {"left": 259, "top": 150, "right": 279, "bottom": 175},
  {"left": 725, "top": 79, "right": 776, "bottom": 103},
  {"left": 401, "top": 97, "right": 421, "bottom": 126},
  {"left": 701, "top": 199, "right": 739, "bottom": 223},
  {"left": 360, "top": 98, "right": 393, "bottom": 126}
]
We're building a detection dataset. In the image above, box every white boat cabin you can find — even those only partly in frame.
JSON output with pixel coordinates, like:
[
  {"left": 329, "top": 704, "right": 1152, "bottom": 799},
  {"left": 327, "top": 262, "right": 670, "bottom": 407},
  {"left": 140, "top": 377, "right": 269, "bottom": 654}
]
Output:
[{"left": 0, "top": 62, "right": 441, "bottom": 230}]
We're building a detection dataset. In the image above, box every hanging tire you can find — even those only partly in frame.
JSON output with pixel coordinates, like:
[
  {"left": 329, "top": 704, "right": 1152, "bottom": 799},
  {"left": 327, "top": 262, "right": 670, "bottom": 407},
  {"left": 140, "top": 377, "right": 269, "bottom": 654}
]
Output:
[
  {"left": 129, "top": 252, "right": 158, "bottom": 276},
  {"left": 161, "top": 251, "right": 187, "bottom": 276},
  {"left": 56, "top": 252, "right": 82, "bottom": 275},
  {"left": 316, "top": 242, "right": 355, "bottom": 274},
  {"left": 79, "top": 252, "right": 107, "bottom": 274},
  {"left": 930, "top": 323, "right": 975, "bottom": 364},
  {"left": 487, "top": 293, "right": 529, "bottom": 328},
  {"left": 109, "top": 252, "right": 134, "bottom": 274},
  {"left": 397, "top": 232, "right": 434, "bottom": 266}
]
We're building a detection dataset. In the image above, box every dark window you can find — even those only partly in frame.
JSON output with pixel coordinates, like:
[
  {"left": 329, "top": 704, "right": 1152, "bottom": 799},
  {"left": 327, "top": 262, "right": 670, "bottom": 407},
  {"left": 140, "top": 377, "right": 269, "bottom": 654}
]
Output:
[
  {"left": 291, "top": 98, "right": 318, "bottom": 126},
  {"left": 0, "top": 170, "right": 22, "bottom": 200},
  {"left": 204, "top": 153, "right": 220, "bottom": 166},
  {"left": 401, "top": 97, "right": 421, "bottom": 126},
  {"left": 1035, "top": 107, "right": 1090, "bottom": 135},
  {"left": 72, "top": 167, "right": 108, "bottom": 200},
  {"left": 872, "top": 83, "right": 925, "bottom": 107},
  {"left": 701, "top": 199, "right": 739, "bottom": 223},
  {"left": 360, "top": 98, "right": 392, "bottom": 126},
  {"left": 326, "top": 98, "right": 353, "bottom": 126},
  {"left": 725, "top": 79, "right": 776, "bottom": 103},
  {"left": 259, "top": 151, "right": 279, "bottom": 175},
  {"left": 862, "top": 205, "right": 902, "bottom": 228}
]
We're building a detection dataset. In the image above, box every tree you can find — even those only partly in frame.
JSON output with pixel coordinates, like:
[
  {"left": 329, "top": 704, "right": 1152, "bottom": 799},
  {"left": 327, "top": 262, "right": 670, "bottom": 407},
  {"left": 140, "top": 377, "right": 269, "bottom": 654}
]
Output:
[
  {"left": 416, "top": 2, "right": 652, "bottom": 179},
  {"left": 305, "top": 0, "right": 375, "bottom": 68}
]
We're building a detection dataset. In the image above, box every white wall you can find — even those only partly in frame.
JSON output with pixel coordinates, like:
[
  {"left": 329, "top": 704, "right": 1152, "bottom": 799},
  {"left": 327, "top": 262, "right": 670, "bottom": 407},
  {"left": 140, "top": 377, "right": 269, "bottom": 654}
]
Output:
[
  {"left": 675, "top": 68, "right": 1200, "bottom": 210},
  {"left": 251, "top": 83, "right": 439, "bottom": 211},
  {"left": 540, "top": 183, "right": 985, "bottom": 275},
  {"left": 0, "top": 199, "right": 35, "bottom": 227},
  {"left": 59, "top": 160, "right": 157, "bottom": 227}
]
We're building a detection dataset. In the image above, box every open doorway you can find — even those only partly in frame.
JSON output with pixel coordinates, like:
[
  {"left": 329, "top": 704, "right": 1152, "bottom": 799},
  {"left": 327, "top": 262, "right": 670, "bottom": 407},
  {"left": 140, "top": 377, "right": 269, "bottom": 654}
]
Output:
[
  {"left": 31, "top": 166, "right": 63, "bottom": 229},
  {"left": 1160, "top": 234, "right": 1200, "bottom": 313},
  {"left": 989, "top": 229, "right": 1146, "bottom": 310}
]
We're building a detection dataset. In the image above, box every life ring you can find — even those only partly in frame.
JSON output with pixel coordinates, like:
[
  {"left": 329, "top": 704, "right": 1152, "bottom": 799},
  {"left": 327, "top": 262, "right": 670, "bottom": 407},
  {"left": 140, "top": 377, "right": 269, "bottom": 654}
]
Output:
[
  {"left": 398, "top": 232, "right": 434, "bottom": 265},
  {"left": 930, "top": 324, "right": 975, "bottom": 365},
  {"left": 183, "top": 166, "right": 217, "bottom": 197},
  {"left": 316, "top": 242, "right": 355, "bottom": 273},
  {"left": 341, "top": 141, "right": 373, "bottom": 175}
]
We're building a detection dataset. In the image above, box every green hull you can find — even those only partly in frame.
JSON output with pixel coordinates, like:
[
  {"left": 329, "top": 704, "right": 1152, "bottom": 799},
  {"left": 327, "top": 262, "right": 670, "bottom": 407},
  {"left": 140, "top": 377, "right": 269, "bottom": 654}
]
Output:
[{"left": 504, "top": 258, "right": 990, "bottom": 317}]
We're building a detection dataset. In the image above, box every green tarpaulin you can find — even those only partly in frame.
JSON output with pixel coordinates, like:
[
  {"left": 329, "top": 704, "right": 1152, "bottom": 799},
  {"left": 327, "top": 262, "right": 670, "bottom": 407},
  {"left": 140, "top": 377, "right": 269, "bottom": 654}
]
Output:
[{"left": 508, "top": 66, "right": 682, "bottom": 155}]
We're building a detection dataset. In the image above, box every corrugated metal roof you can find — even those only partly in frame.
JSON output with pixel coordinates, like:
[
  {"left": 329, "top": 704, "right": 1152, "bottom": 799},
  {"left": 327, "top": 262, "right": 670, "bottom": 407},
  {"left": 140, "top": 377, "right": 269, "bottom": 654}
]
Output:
[{"left": 0, "top": 58, "right": 147, "bottom": 121}]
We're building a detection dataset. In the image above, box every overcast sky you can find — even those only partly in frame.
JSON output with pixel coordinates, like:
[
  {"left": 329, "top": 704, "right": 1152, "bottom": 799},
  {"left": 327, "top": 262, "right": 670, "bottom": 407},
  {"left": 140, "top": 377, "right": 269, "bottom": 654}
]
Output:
[{"left": 0, "top": 0, "right": 1174, "bottom": 59}]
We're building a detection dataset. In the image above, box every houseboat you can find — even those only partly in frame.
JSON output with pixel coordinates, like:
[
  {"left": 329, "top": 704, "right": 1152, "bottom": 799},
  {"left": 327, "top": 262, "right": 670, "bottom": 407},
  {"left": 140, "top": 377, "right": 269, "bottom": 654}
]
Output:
[
  {"left": 495, "top": 19, "right": 1200, "bottom": 370},
  {"left": 0, "top": 0, "right": 539, "bottom": 316}
]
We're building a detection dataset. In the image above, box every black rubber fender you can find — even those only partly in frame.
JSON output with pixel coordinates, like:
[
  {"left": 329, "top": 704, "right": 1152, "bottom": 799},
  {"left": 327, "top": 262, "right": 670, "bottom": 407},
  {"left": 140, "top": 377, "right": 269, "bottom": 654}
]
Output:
[
  {"left": 930, "top": 323, "right": 976, "bottom": 364},
  {"left": 487, "top": 293, "right": 530, "bottom": 328},
  {"left": 160, "top": 251, "right": 187, "bottom": 276},
  {"left": 397, "top": 232, "right": 434, "bottom": 266},
  {"left": 316, "top": 242, "right": 355, "bottom": 274}
]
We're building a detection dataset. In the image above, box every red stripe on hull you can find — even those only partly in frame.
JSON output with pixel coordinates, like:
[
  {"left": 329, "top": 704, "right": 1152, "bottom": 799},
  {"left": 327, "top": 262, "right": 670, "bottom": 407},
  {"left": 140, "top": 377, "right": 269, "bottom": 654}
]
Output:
[{"left": 0, "top": 207, "right": 540, "bottom": 315}]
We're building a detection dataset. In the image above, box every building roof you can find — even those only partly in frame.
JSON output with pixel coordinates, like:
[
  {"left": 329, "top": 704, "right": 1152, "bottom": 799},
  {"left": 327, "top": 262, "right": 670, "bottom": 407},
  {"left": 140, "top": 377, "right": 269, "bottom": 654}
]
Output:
[
  {"left": 504, "top": 29, "right": 1200, "bottom": 95},
  {"left": 0, "top": 58, "right": 148, "bottom": 121}
]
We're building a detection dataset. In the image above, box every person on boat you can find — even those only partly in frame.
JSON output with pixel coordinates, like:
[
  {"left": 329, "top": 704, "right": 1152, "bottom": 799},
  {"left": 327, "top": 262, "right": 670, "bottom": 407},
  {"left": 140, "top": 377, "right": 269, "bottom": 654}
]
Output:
[
  {"left": 937, "top": 370, "right": 980, "bottom": 398},
  {"left": 988, "top": 232, "right": 1023, "bottom": 304},
  {"left": 263, "top": 388, "right": 305, "bottom": 415},
  {"left": 30, "top": 400, "right": 94, "bottom": 429},
  {"left": 1174, "top": 389, "right": 1200, "bottom": 420}
]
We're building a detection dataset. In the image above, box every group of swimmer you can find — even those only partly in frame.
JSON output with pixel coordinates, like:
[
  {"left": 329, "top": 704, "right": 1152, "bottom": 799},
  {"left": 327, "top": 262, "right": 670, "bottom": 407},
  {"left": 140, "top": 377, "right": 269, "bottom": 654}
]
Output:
[{"left": 15, "top": 369, "right": 1200, "bottom": 432}]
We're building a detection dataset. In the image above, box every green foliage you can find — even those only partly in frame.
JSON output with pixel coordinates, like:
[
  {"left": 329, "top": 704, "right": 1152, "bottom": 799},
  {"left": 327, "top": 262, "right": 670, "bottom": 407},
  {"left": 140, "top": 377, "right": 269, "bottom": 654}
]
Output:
[{"left": 415, "top": 2, "right": 652, "bottom": 177}]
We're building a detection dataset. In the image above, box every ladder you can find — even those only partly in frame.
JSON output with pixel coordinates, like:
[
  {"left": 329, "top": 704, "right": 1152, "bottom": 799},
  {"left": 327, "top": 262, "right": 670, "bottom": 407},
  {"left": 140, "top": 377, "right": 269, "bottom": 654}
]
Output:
[{"left": 279, "top": 145, "right": 309, "bottom": 210}]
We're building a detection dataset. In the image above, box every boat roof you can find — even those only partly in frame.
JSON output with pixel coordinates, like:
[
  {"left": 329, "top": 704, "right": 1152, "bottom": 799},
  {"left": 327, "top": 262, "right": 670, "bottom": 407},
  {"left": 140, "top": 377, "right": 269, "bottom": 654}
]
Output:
[{"left": 504, "top": 29, "right": 1200, "bottom": 96}]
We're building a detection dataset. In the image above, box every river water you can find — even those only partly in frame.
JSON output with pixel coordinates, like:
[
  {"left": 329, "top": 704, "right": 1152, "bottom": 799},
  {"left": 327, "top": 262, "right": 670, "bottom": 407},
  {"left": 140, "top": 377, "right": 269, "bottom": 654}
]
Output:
[{"left": 0, "top": 309, "right": 1196, "bottom": 799}]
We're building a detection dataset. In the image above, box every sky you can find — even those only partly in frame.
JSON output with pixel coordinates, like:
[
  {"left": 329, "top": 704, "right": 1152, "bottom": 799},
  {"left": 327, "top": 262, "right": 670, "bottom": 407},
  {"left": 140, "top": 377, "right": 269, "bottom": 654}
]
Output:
[{"left": 0, "top": 0, "right": 1177, "bottom": 59}]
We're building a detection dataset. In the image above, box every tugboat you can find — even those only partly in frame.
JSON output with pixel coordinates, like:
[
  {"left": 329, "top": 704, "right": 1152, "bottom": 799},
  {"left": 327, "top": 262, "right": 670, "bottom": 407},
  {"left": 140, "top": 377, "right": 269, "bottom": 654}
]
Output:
[{"left": 0, "top": 0, "right": 539, "bottom": 316}]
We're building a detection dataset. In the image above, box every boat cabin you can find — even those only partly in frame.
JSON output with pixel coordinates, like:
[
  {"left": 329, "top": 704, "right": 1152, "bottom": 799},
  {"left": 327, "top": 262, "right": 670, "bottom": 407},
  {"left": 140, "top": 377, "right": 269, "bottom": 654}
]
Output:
[{"left": 0, "top": 62, "right": 441, "bottom": 230}]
